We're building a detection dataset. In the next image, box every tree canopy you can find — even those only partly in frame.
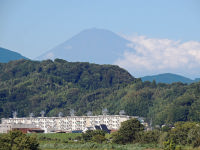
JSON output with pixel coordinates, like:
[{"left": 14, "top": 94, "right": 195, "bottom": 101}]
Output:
[
  {"left": 0, "top": 59, "right": 200, "bottom": 126},
  {"left": 0, "top": 130, "right": 39, "bottom": 150},
  {"left": 112, "top": 118, "right": 144, "bottom": 144}
]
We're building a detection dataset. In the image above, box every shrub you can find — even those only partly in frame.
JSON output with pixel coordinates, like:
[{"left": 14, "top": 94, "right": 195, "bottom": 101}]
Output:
[
  {"left": 92, "top": 134, "right": 106, "bottom": 143},
  {"left": 112, "top": 118, "right": 144, "bottom": 144},
  {"left": 0, "top": 130, "right": 40, "bottom": 150},
  {"left": 81, "top": 130, "right": 106, "bottom": 143},
  {"left": 136, "top": 130, "right": 161, "bottom": 143},
  {"left": 193, "top": 137, "right": 200, "bottom": 148},
  {"left": 163, "top": 139, "right": 176, "bottom": 150}
]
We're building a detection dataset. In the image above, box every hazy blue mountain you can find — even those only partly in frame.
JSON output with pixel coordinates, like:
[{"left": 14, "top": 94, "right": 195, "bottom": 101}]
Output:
[
  {"left": 194, "top": 78, "right": 200, "bottom": 82},
  {"left": 37, "top": 28, "right": 133, "bottom": 64},
  {"left": 141, "top": 73, "right": 195, "bottom": 84},
  {"left": 0, "top": 47, "right": 27, "bottom": 63}
]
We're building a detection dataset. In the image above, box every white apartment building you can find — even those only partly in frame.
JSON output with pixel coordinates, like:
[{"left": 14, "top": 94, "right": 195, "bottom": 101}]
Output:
[
  {"left": 1, "top": 115, "right": 136, "bottom": 133},
  {"left": 0, "top": 124, "right": 12, "bottom": 133}
]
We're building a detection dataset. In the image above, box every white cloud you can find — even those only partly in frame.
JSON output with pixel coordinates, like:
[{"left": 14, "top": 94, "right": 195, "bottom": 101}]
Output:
[{"left": 115, "top": 35, "right": 200, "bottom": 78}]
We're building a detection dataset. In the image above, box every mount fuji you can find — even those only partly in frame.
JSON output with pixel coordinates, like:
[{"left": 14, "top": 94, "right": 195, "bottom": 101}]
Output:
[{"left": 36, "top": 28, "right": 133, "bottom": 64}]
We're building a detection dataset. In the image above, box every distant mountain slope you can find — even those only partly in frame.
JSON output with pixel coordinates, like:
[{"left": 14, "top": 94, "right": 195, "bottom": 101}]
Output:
[
  {"left": 36, "top": 28, "right": 133, "bottom": 64},
  {"left": 0, "top": 47, "right": 27, "bottom": 63},
  {"left": 141, "top": 73, "right": 194, "bottom": 84}
]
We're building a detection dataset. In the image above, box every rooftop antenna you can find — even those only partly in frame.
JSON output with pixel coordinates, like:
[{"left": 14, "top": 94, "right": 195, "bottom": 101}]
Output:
[
  {"left": 40, "top": 110, "right": 45, "bottom": 117},
  {"left": 13, "top": 111, "right": 17, "bottom": 118},
  {"left": 102, "top": 108, "right": 108, "bottom": 115},
  {"left": 87, "top": 111, "right": 93, "bottom": 116},
  {"left": 119, "top": 110, "right": 126, "bottom": 115},
  {"left": 29, "top": 112, "right": 34, "bottom": 118},
  {"left": 70, "top": 109, "right": 75, "bottom": 116},
  {"left": 58, "top": 112, "right": 63, "bottom": 117}
]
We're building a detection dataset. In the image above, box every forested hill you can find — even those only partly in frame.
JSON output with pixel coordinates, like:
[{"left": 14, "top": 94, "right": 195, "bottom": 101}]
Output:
[
  {"left": 0, "top": 59, "right": 200, "bottom": 126},
  {"left": 0, "top": 47, "right": 28, "bottom": 63},
  {"left": 0, "top": 59, "right": 134, "bottom": 89},
  {"left": 0, "top": 59, "right": 136, "bottom": 118}
]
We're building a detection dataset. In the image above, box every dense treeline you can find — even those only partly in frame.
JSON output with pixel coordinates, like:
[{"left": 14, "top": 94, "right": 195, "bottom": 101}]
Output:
[
  {"left": 1, "top": 120, "right": 200, "bottom": 149},
  {"left": 84, "top": 119, "right": 200, "bottom": 149},
  {"left": 0, "top": 59, "right": 135, "bottom": 118},
  {"left": 0, "top": 59, "right": 200, "bottom": 126}
]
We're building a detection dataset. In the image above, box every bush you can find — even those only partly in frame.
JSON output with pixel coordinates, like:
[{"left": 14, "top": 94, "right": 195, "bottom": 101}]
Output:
[
  {"left": 0, "top": 130, "right": 40, "bottom": 150},
  {"left": 136, "top": 130, "right": 161, "bottom": 143},
  {"left": 111, "top": 132, "right": 124, "bottom": 144},
  {"left": 163, "top": 139, "right": 176, "bottom": 150},
  {"left": 81, "top": 130, "right": 106, "bottom": 143},
  {"left": 112, "top": 118, "right": 144, "bottom": 144},
  {"left": 92, "top": 134, "right": 106, "bottom": 143},
  {"left": 193, "top": 137, "right": 200, "bottom": 148},
  {"left": 187, "top": 125, "right": 200, "bottom": 145},
  {"left": 168, "top": 122, "right": 197, "bottom": 145},
  {"left": 162, "top": 126, "right": 171, "bottom": 132}
]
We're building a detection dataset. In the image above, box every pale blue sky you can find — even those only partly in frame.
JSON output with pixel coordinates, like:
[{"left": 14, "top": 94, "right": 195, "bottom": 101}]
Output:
[
  {"left": 0, "top": 0, "right": 199, "bottom": 58},
  {"left": 0, "top": 0, "right": 200, "bottom": 78}
]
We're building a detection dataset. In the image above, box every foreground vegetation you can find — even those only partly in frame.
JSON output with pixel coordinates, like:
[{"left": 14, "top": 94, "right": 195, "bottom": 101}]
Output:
[
  {"left": 0, "top": 59, "right": 200, "bottom": 126},
  {"left": 0, "top": 130, "right": 39, "bottom": 150},
  {"left": 34, "top": 120, "right": 200, "bottom": 150},
  {"left": 1, "top": 119, "right": 200, "bottom": 150}
]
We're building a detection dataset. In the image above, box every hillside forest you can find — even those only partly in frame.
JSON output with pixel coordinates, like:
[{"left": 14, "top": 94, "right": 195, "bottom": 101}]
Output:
[{"left": 0, "top": 59, "right": 200, "bottom": 126}]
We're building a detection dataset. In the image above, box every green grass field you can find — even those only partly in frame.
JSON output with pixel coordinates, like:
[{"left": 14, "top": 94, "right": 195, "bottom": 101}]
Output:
[
  {"left": 35, "top": 133, "right": 81, "bottom": 141},
  {"left": 31, "top": 133, "right": 161, "bottom": 150},
  {"left": 40, "top": 143, "right": 162, "bottom": 150}
]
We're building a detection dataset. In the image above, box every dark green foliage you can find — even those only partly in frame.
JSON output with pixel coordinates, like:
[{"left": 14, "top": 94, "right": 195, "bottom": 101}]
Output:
[
  {"left": 112, "top": 118, "right": 144, "bottom": 144},
  {"left": 163, "top": 139, "right": 176, "bottom": 150},
  {"left": 92, "top": 135, "right": 106, "bottom": 144},
  {"left": 161, "top": 121, "right": 200, "bottom": 149},
  {"left": 0, "top": 59, "right": 200, "bottom": 126},
  {"left": 161, "top": 122, "right": 200, "bottom": 149},
  {"left": 0, "top": 59, "right": 135, "bottom": 118},
  {"left": 82, "top": 130, "right": 106, "bottom": 143},
  {"left": 161, "top": 126, "right": 171, "bottom": 132},
  {"left": 136, "top": 130, "right": 161, "bottom": 144},
  {"left": 167, "top": 122, "right": 197, "bottom": 145},
  {"left": 0, "top": 130, "right": 39, "bottom": 150},
  {"left": 187, "top": 125, "right": 200, "bottom": 147},
  {"left": 193, "top": 137, "right": 200, "bottom": 148}
]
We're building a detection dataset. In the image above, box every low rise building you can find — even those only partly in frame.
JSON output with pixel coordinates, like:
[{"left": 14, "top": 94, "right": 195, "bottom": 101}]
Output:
[
  {"left": 0, "top": 124, "right": 12, "bottom": 133},
  {"left": 0, "top": 123, "right": 44, "bottom": 133},
  {"left": 1, "top": 115, "right": 138, "bottom": 133}
]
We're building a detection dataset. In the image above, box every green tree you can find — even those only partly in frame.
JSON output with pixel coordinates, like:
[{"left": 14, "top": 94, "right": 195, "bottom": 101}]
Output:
[
  {"left": 0, "top": 130, "right": 40, "bottom": 150},
  {"left": 82, "top": 130, "right": 106, "bottom": 143},
  {"left": 112, "top": 118, "right": 144, "bottom": 144},
  {"left": 136, "top": 130, "right": 161, "bottom": 143},
  {"left": 187, "top": 125, "right": 200, "bottom": 147},
  {"left": 167, "top": 122, "right": 197, "bottom": 145}
]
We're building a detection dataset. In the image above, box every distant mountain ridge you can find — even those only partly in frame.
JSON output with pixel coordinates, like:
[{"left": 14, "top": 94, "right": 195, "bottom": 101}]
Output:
[
  {"left": 37, "top": 28, "right": 133, "bottom": 64},
  {"left": 141, "top": 73, "right": 199, "bottom": 84},
  {"left": 0, "top": 47, "right": 28, "bottom": 63}
]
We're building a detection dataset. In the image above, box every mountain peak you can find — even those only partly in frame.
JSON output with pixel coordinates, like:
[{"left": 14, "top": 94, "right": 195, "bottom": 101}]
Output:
[
  {"left": 36, "top": 28, "right": 132, "bottom": 64},
  {"left": 79, "top": 28, "right": 118, "bottom": 35}
]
